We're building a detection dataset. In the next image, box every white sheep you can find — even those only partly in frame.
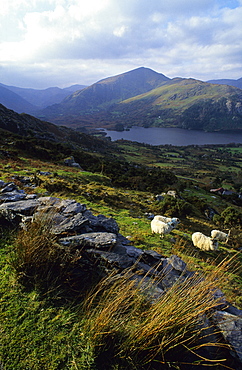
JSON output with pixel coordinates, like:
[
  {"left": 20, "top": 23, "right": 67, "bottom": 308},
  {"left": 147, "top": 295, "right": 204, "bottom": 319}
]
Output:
[
  {"left": 153, "top": 215, "right": 180, "bottom": 226},
  {"left": 192, "top": 232, "right": 218, "bottom": 251},
  {"left": 211, "top": 229, "right": 230, "bottom": 243},
  {"left": 151, "top": 219, "right": 175, "bottom": 238}
]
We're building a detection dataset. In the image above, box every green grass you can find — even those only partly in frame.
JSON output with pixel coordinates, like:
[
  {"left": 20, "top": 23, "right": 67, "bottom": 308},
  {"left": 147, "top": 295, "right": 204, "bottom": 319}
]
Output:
[{"left": 0, "top": 136, "right": 242, "bottom": 368}]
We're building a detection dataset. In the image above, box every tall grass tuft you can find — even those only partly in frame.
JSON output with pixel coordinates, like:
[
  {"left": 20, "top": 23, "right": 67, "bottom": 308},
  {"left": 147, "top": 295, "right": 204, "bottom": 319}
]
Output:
[
  {"left": 83, "top": 260, "right": 234, "bottom": 369},
  {"left": 10, "top": 209, "right": 74, "bottom": 295}
]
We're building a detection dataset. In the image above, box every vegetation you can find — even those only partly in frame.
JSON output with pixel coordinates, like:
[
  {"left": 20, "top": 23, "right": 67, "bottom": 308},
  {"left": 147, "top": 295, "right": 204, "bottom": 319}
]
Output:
[{"left": 0, "top": 127, "right": 241, "bottom": 369}]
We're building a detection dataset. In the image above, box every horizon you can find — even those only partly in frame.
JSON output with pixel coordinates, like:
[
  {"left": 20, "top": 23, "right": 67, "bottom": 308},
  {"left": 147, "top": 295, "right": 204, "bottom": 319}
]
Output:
[{"left": 1, "top": 66, "right": 241, "bottom": 90}]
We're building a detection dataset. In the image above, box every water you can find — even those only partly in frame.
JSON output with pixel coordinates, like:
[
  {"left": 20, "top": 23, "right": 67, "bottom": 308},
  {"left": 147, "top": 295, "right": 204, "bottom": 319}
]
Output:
[{"left": 101, "top": 126, "right": 242, "bottom": 146}]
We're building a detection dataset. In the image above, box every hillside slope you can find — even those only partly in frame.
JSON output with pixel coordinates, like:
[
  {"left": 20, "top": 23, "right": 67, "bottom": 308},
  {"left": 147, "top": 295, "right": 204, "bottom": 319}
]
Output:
[
  {"left": 111, "top": 78, "right": 242, "bottom": 131},
  {"left": 0, "top": 85, "right": 37, "bottom": 114}
]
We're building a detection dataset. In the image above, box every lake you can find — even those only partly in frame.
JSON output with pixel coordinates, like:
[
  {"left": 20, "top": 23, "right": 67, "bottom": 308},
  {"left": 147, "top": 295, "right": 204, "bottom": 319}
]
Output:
[{"left": 101, "top": 127, "right": 242, "bottom": 146}]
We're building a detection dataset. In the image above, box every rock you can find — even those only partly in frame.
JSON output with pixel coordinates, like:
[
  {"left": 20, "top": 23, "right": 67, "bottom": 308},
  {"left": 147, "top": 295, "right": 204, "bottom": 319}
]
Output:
[
  {"left": 85, "top": 212, "right": 119, "bottom": 234},
  {"left": 59, "top": 232, "right": 117, "bottom": 250},
  {"left": 87, "top": 249, "right": 135, "bottom": 270},
  {"left": 213, "top": 311, "right": 242, "bottom": 362},
  {"left": 0, "top": 190, "right": 26, "bottom": 202},
  {"left": 0, "top": 180, "right": 6, "bottom": 188},
  {"left": 51, "top": 213, "right": 89, "bottom": 235},
  {"left": 0, "top": 199, "right": 40, "bottom": 216},
  {"left": 167, "top": 254, "right": 187, "bottom": 272},
  {"left": 0, "top": 182, "right": 18, "bottom": 193},
  {"left": 64, "top": 156, "right": 82, "bottom": 168}
]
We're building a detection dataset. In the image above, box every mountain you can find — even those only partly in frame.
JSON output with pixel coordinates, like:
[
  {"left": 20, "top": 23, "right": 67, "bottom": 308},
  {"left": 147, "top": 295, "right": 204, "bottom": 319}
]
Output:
[
  {"left": 39, "top": 67, "right": 170, "bottom": 119},
  {"left": 38, "top": 69, "right": 242, "bottom": 132},
  {"left": 107, "top": 78, "right": 242, "bottom": 131},
  {"left": 207, "top": 78, "right": 242, "bottom": 89},
  {"left": 0, "top": 83, "right": 86, "bottom": 110},
  {"left": 0, "top": 85, "right": 37, "bottom": 114}
]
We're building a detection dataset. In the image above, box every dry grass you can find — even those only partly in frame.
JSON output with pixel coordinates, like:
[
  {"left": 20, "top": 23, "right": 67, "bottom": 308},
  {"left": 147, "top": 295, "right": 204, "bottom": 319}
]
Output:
[
  {"left": 11, "top": 208, "right": 73, "bottom": 293},
  {"left": 82, "top": 259, "right": 235, "bottom": 369}
]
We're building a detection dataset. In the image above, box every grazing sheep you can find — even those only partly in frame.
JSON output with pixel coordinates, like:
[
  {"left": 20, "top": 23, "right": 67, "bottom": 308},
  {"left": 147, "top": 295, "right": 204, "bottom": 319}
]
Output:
[
  {"left": 153, "top": 215, "right": 180, "bottom": 226},
  {"left": 192, "top": 232, "right": 218, "bottom": 251},
  {"left": 151, "top": 219, "right": 175, "bottom": 238},
  {"left": 211, "top": 229, "right": 230, "bottom": 243}
]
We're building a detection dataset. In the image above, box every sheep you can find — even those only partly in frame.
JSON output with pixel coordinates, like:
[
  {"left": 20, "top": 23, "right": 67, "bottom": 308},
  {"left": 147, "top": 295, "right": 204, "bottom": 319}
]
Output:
[
  {"left": 211, "top": 229, "right": 230, "bottom": 243},
  {"left": 192, "top": 232, "right": 218, "bottom": 251},
  {"left": 151, "top": 219, "right": 175, "bottom": 238},
  {"left": 153, "top": 215, "right": 180, "bottom": 226}
]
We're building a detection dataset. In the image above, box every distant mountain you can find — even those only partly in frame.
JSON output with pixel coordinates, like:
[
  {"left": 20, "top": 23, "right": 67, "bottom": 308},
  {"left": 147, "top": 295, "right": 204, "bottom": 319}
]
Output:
[
  {"left": 39, "top": 67, "right": 170, "bottom": 119},
  {"left": 207, "top": 78, "right": 242, "bottom": 89},
  {"left": 37, "top": 68, "right": 242, "bottom": 132},
  {"left": 0, "top": 83, "right": 86, "bottom": 110},
  {"left": 0, "top": 85, "right": 37, "bottom": 114}
]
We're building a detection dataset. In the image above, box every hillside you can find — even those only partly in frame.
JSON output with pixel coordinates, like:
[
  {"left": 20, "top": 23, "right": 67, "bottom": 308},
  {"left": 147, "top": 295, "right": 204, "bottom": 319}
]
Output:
[
  {"left": 110, "top": 78, "right": 242, "bottom": 131},
  {"left": 0, "top": 85, "right": 37, "bottom": 113},
  {"left": 0, "top": 105, "right": 241, "bottom": 369},
  {"left": 0, "top": 103, "right": 118, "bottom": 154},
  {"left": 37, "top": 69, "right": 242, "bottom": 132}
]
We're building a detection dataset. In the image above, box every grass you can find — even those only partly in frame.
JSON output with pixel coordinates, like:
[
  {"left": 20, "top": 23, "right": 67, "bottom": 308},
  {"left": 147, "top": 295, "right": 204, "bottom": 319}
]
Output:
[
  {"left": 0, "top": 137, "right": 241, "bottom": 368},
  {"left": 82, "top": 259, "right": 235, "bottom": 369},
  {"left": 1, "top": 210, "right": 237, "bottom": 369}
]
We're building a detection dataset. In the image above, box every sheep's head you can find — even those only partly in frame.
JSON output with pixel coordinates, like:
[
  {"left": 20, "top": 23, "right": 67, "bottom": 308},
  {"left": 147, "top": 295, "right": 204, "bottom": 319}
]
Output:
[
  {"left": 172, "top": 217, "right": 180, "bottom": 224},
  {"left": 210, "top": 238, "right": 219, "bottom": 250}
]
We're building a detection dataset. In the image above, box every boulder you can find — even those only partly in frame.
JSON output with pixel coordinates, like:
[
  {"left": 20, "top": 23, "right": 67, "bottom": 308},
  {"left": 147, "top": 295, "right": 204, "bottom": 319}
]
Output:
[
  {"left": 59, "top": 232, "right": 117, "bottom": 250},
  {"left": 213, "top": 311, "right": 242, "bottom": 362}
]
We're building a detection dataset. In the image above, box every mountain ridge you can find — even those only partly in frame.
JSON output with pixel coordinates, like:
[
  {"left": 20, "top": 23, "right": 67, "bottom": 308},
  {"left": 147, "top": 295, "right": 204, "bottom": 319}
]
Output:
[
  {"left": 0, "top": 83, "right": 86, "bottom": 112},
  {"left": 38, "top": 70, "right": 242, "bottom": 132},
  {"left": 1, "top": 67, "right": 242, "bottom": 132}
]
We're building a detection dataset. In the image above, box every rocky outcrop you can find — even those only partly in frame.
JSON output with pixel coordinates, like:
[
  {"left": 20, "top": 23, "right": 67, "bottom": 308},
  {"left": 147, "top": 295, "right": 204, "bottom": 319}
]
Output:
[{"left": 0, "top": 180, "right": 241, "bottom": 368}]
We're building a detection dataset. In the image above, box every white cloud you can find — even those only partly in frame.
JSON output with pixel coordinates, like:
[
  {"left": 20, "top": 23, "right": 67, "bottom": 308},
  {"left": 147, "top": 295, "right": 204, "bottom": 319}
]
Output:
[{"left": 0, "top": 0, "right": 241, "bottom": 87}]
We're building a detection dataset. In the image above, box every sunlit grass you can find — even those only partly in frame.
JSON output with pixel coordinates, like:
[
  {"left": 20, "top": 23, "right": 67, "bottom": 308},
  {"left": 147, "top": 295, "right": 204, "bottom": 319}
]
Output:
[{"left": 82, "top": 259, "right": 232, "bottom": 369}]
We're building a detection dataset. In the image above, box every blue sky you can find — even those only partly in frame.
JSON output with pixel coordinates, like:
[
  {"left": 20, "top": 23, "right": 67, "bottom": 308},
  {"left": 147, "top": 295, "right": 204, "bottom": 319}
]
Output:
[{"left": 0, "top": 0, "right": 241, "bottom": 88}]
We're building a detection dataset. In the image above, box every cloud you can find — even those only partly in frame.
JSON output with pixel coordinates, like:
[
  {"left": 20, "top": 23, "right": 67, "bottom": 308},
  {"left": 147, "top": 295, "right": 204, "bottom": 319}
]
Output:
[{"left": 0, "top": 0, "right": 241, "bottom": 87}]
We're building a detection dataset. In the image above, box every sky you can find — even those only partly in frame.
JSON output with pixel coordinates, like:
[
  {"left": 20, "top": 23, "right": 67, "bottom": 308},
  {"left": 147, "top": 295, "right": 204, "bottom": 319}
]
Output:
[{"left": 0, "top": 0, "right": 242, "bottom": 89}]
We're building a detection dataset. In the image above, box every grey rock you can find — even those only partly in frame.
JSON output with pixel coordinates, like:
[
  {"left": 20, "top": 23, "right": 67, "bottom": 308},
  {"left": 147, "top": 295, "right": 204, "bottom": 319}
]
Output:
[
  {"left": 60, "top": 199, "right": 86, "bottom": 215},
  {"left": 0, "top": 180, "right": 6, "bottom": 188},
  {"left": 51, "top": 213, "right": 89, "bottom": 235},
  {"left": 213, "top": 311, "right": 242, "bottom": 362},
  {"left": 160, "top": 270, "right": 185, "bottom": 291},
  {"left": 64, "top": 156, "right": 81, "bottom": 168},
  {"left": 167, "top": 254, "right": 187, "bottom": 272},
  {"left": 87, "top": 213, "right": 119, "bottom": 234},
  {"left": 0, "top": 182, "right": 18, "bottom": 193},
  {"left": 0, "top": 191, "right": 26, "bottom": 202},
  {"left": 59, "top": 232, "right": 117, "bottom": 250},
  {"left": 135, "top": 261, "right": 160, "bottom": 276},
  {"left": 141, "top": 249, "right": 164, "bottom": 267},
  {"left": 87, "top": 249, "right": 134, "bottom": 270},
  {"left": 122, "top": 244, "right": 144, "bottom": 259},
  {"left": 0, "top": 199, "right": 40, "bottom": 216}
]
